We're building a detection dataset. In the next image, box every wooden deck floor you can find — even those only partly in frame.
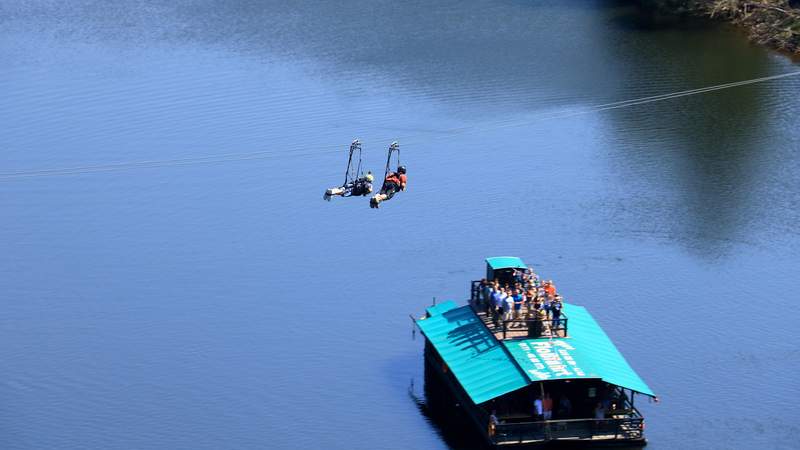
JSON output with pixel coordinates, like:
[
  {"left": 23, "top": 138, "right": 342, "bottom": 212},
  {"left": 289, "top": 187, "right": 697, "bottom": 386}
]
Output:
[{"left": 474, "top": 308, "right": 566, "bottom": 340}]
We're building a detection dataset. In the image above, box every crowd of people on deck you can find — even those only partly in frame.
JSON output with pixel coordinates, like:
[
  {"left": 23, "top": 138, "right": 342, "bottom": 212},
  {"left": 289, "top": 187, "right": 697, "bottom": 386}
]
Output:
[{"left": 475, "top": 267, "right": 564, "bottom": 334}]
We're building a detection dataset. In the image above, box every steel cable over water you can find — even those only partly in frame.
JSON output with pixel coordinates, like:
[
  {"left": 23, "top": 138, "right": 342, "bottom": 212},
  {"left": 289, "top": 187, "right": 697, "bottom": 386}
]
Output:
[{"left": 1, "top": 70, "right": 799, "bottom": 181}]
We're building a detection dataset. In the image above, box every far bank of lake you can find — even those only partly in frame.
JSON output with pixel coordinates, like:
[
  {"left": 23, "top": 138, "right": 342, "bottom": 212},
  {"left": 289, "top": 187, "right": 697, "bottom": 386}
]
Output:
[{"left": 639, "top": 0, "right": 800, "bottom": 55}]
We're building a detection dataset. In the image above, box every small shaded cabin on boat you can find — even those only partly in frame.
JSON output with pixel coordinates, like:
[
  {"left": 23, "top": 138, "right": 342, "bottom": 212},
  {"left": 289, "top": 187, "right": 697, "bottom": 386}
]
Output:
[{"left": 415, "top": 257, "right": 656, "bottom": 447}]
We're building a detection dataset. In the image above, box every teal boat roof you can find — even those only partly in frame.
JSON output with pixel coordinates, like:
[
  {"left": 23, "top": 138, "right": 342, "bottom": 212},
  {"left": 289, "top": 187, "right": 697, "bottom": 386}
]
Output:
[
  {"left": 504, "top": 304, "right": 655, "bottom": 397},
  {"left": 486, "top": 256, "right": 527, "bottom": 270},
  {"left": 416, "top": 303, "right": 655, "bottom": 404},
  {"left": 416, "top": 304, "right": 530, "bottom": 404},
  {"left": 425, "top": 300, "right": 459, "bottom": 317}
]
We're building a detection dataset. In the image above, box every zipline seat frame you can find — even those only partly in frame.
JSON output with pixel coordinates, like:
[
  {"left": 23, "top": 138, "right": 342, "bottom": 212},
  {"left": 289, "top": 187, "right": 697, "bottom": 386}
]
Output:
[{"left": 324, "top": 139, "right": 372, "bottom": 200}]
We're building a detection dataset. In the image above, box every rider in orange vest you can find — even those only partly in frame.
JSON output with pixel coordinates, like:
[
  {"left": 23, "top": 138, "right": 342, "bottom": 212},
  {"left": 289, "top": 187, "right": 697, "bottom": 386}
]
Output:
[{"left": 370, "top": 166, "right": 406, "bottom": 208}]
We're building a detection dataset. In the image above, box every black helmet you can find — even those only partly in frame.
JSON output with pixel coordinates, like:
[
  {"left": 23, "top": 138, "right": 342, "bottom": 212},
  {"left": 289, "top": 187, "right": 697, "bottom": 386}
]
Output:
[{"left": 397, "top": 165, "right": 407, "bottom": 174}]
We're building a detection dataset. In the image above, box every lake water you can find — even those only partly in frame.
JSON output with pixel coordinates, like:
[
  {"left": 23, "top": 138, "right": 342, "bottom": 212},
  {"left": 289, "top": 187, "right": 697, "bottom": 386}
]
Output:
[{"left": 2, "top": 1, "right": 799, "bottom": 449}]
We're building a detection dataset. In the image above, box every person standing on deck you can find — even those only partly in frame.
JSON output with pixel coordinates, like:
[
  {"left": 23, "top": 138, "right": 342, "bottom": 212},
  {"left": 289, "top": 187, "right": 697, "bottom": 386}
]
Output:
[
  {"left": 597, "top": 401, "right": 608, "bottom": 418},
  {"left": 491, "top": 286, "right": 503, "bottom": 325},
  {"left": 496, "top": 287, "right": 506, "bottom": 321},
  {"left": 512, "top": 289, "right": 524, "bottom": 320},
  {"left": 514, "top": 269, "right": 524, "bottom": 286},
  {"left": 480, "top": 279, "right": 492, "bottom": 312},
  {"left": 557, "top": 395, "right": 572, "bottom": 419},
  {"left": 495, "top": 287, "right": 505, "bottom": 324},
  {"left": 542, "top": 393, "right": 553, "bottom": 420},
  {"left": 542, "top": 291, "right": 552, "bottom": 321},
  {"left": 552, "top": 295, "right": 563, "bottom": 333},
  {"left": 537, "top": 309, "right": 550, "bottom": 337},
  {"left": 503, "top": 290, "right": 514, "bottom": 322},
  {"left": 533, "top": 396, "right": 544, "bottom": 421},
  {"left": 488, "top": 410, "right": 500, "bottom": 437},
  {"left": 475, "top": 279, "right": 485, "bottom": 310},
  {"left": 528, "top": 268, "right": 539, "bottom": 288},
  {"left": 544, "top": 280, "right": 556, "bottom": 299},
  {"left": 525, "top": 287, "right": 536, "bottom": 318},
  {"left": 593, "top": 402, "right": 606, "bottom": 432}
]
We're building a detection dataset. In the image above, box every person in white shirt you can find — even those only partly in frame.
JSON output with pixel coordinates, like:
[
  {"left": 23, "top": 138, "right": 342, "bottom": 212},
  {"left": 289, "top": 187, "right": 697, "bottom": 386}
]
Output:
[
  {"left": 498, "top": 288, "right": 510, "bottom": 321},
  {"left": 504, "top": 293, "right": 514, "bottom": 322}
]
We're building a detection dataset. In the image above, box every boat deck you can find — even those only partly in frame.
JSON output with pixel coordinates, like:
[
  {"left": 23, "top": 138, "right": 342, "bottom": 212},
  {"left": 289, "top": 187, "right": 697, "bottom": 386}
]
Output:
[
  {"left": 493, "top": 414, "right": 645, "bottom": 446},
  {"left": 474, "top": 307, "right": 568, "bottom": 341}
]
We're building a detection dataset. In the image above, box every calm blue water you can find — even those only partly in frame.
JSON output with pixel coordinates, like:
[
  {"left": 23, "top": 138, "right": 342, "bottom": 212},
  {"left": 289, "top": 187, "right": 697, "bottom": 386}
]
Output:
[{"left": 2, "top": 1, "right": 799, "bottom": 449}]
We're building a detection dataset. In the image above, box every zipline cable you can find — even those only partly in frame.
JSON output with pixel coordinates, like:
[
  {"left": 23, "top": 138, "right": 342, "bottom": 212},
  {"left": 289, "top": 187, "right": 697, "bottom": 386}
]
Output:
[
  {"left": 2, "top": 70, "right": 799, "bottom": 182},
  {"left": 404, "top": 70, "right": 800, "bottom": 142}
]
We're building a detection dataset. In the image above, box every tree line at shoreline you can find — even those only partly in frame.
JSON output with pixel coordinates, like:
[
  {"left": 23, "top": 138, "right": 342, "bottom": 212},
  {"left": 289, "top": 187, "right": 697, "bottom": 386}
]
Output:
[{"left": 639, "top": 0, "right": 800, "bottom": 54}]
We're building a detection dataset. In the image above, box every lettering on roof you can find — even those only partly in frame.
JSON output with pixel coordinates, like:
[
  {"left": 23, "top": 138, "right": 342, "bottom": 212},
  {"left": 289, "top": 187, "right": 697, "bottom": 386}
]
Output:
[{"left": 515, "top": 340, "right": 586, "bottom": 380}]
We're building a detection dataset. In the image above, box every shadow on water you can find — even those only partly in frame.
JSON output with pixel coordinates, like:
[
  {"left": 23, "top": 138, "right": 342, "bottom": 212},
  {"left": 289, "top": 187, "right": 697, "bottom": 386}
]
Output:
[
  {"left": 588, "top": 4, "right": 777, "bottom": 257},
  {"left": 408, "top": 378, "right": 492, "bottom": 450},
  {"left": 603, "top": 0, "right": 714, "bottom": 31}
]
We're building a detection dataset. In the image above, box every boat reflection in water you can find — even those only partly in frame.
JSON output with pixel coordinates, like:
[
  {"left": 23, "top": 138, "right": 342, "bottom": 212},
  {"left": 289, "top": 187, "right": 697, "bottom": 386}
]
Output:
[{"left": 415, "top": 257, "right": 657, "bottom": 448}]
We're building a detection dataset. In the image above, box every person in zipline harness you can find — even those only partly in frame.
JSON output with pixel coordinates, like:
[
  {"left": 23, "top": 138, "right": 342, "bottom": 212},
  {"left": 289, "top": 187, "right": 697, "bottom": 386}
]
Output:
[
  {"left": 343, "top": 171, "right": 374, "bottom": 197},
  {"left": 370, "top": 166, "right": 406, "bottom": 208},
  {"left": 348, "top": 172, "right": 374, "bottom": 197},
  {"left": 324, "top": 172, "right": 374, "bottom": 200}
]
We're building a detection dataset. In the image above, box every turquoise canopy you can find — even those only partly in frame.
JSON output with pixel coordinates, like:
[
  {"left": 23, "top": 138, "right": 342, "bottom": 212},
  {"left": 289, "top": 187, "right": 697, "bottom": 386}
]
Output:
[
  {"left": 504, "top": 304, "right": 655, "bottom": 397},
  {"left": 485, "top": 256, "right": 528, "bottom": 271},
  {"left": 416, "top": 302, "right": 655, "bottom": 404},
  {"left": 416, "top": 301, "right": 530, "bottom": 404}
]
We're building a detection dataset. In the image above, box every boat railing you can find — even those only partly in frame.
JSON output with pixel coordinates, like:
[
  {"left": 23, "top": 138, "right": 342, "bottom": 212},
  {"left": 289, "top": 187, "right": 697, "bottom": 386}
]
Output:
[
  {"left": 496, "top": 317, "right": 568, "bottom": 339},
  {"left": 491, "top": 416, "right": 644, "bottom": 445},
  {"left": 470, "top": 280, "right": 482, "bottom": 302},
  {"left": 470, "top": 280, "right": 569, "bottom": 338}
]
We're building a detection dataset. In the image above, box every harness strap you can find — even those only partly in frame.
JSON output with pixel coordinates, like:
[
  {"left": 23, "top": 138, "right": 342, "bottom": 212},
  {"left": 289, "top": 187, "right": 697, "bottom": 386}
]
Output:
[
  {"left": 382, "top": 141, "right": 400, "bottom": 189},
  {"left": 344, "top": 139, "right": 362, "bottom": 186}
]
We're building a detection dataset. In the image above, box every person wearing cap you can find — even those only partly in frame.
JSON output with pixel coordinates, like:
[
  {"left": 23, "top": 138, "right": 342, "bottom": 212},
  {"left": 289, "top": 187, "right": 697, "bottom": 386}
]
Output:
[{"left": 370, "top": 165, "right": 407, "bottom": 208}]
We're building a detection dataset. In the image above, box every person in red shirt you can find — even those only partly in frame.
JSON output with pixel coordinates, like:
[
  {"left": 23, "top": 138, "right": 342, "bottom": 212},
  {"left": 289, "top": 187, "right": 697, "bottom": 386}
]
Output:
[
  {"left": 544, "top": 280, "right": 556, "bottom": 300},
  {"left": 370, "top": 165, "right": 407, "bottom": 208},
  {"left": 542, "top": 392, "right": 554, "bottom": 420}
]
